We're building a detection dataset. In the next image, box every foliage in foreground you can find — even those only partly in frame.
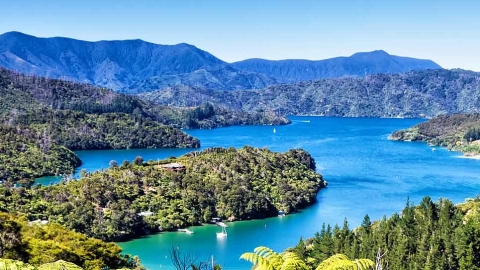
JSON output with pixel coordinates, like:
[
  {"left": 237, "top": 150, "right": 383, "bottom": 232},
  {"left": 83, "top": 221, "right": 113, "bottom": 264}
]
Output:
[
  {"left": 0, "top": 258, "right": 82, "bottom": 270},
  {"left": 0, "top": 213, "right": 143, "bottom": 270},
  {"left": 0, "top": 147, "right": 325, "bottom": 241},
  {"left": 169, "top": 244, "right": 222, "bottom": 270},
  {"left": 240, "top": 246, "right": 373, "bottom": 270},
  {"left": 288, "top": 196, "right": 480, "bottom": 270}
]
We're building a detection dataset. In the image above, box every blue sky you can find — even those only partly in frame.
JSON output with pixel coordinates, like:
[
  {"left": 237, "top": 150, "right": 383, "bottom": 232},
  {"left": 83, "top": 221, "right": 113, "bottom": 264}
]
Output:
[{"left": 1, "top": 0, "right": 479, "bottom": 70}]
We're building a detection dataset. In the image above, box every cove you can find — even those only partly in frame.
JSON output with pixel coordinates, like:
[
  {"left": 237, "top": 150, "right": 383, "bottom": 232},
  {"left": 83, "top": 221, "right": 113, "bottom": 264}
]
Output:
[{"left": 39, "top": 117, "right": 480, "bottom": 269}]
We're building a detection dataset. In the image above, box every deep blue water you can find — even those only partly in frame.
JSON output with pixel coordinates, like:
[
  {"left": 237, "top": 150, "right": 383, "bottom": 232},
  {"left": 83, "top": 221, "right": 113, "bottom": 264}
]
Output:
[{"left": 37, "top": 117, "right": 480, "bottom": 269}]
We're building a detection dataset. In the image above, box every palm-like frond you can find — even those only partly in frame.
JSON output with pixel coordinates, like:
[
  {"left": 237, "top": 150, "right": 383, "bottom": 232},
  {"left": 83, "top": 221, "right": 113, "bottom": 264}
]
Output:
[
  {"left": 316, "top": 254, "right": 374, "bottom": 270},
  {"left": 37, "top": 260, "right": 83, "bottom": 270},
  {"left": 280, "top": 252, "right": 309, "bottom": 270},
  {"left": 240, "top": 246, "right": 308, "bottom": 270},
  {"left": 354, "top": 259, "right": 374, "bottom": 270},
  {"left": 0, "top": 258, "right": 36, "bottom": 270},
  {"left": 240, "top": 251, "right": 273, "bottom": 270}
]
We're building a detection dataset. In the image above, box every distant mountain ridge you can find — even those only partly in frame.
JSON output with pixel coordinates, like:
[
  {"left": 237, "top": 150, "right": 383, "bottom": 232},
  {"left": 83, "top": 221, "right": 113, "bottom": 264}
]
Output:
[
  {"left": 0, "top": 31, "right": 229, "bottom": 92},
  {"left": 231, "top": 50, "right": 441, "bottom": 83},
  {"left": 140, "top": 69, "right": 480, "bottom": 118},
  {"left": 0, "top": 31, "right": 441, "bottom": 92}
]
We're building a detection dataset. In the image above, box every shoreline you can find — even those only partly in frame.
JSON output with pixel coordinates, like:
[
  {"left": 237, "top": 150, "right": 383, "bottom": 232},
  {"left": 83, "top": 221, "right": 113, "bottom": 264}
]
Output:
[{"left": 457, "top": 154, "right": 480, "bottom": 160}]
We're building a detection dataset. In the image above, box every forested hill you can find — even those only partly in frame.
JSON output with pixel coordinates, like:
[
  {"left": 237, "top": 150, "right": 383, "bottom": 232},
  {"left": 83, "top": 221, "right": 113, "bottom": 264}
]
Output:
[
  {"left": 141, "top": 69, "right": 480, "bottom": 118},
  {"left": 0, "top": 125, "right": 81, "bottom": 184},
  {"left": 0, "top": 67, "right": 289, "bottom": 129},
  {"left": 0, "top": 67, "right": 143, "bottom": 115},
  {"left": 0, "top": 66, "right": 202, "bottom": 149},
  {"left": 389, "top": 113, "right": 480, "bottom": 155},
  {"left": 0, "top": 147, "right": 326, "bottom": 241},
  {"left": 0, "top": 67, "right": 200, "bottom": 183},
  {"left": 231, "top": 50, "right": 441, "bottom": 83}
]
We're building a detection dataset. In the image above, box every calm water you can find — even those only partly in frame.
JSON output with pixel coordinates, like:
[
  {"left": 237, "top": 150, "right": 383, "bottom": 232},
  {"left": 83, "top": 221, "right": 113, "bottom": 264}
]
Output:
[{"left": 38, "top": 117, "right": 480, "bottom": 269}]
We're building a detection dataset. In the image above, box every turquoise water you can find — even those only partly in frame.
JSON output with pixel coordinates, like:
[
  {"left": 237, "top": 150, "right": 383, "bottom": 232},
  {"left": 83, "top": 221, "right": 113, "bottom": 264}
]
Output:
[{"left": 38, "top": 117, "right": 480, "bottom": 269}]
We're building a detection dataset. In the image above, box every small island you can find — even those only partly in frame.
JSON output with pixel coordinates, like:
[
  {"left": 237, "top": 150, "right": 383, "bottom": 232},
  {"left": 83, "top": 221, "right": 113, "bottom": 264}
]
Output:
[{"left": 389, "top": 113, "right": 480, "bottom": 156}]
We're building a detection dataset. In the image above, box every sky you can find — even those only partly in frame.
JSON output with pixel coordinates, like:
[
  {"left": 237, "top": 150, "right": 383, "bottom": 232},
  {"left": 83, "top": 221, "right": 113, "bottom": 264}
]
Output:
[{"left": 1, "top": 0, "right": 479, "bottom": 70}]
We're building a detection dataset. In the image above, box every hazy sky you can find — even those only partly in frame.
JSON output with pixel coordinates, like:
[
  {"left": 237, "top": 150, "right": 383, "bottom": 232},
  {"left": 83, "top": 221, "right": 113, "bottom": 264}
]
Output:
[{"left": 1, "top": 0, "right": 479, "bottom": 70}]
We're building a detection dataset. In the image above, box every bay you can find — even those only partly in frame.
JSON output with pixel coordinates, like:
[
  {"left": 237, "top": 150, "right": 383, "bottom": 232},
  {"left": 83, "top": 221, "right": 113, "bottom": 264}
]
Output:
[{"left": 39, "top": 117, "right": 480, "bottom": 269}]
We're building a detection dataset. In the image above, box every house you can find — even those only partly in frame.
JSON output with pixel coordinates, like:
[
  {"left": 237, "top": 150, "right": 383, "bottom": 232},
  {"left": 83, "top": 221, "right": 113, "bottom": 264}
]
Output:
[
  {"left": 138, "top": 211, "right": 154, "bottom": 217},
  {"left": 158, "top": 162, "right": 186, "bottom": 171}
]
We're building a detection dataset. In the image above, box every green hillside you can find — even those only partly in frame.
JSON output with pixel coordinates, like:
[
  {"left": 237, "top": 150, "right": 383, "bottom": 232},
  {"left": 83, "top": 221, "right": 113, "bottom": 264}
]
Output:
[{"left": 0, "top": 147, "right": 325, "bottom": 242}]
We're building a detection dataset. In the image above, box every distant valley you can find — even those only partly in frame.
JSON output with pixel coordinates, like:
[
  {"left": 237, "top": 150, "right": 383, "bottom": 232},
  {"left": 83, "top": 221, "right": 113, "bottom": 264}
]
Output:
[{"left": 0, "top": 31, "right": 441, "bottom": 93}]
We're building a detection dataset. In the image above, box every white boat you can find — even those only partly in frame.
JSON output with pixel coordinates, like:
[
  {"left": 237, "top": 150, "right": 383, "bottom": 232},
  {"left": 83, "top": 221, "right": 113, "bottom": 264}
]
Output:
[
  {"left": 273, "top": 128, "right": 276, "bottom": 134},
  {"left": 216, "top": 222, "right": 228, "bottom": 237},
  {"left": 178, "top": 228, "right": 194, "bottom": 234}
]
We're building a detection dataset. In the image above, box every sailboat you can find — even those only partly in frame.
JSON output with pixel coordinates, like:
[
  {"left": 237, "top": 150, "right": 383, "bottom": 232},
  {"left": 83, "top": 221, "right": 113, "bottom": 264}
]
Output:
[
  {"left": 273, "top": 128, "right": 276, "bottom": 134},
  {"left": 216, "top": 222, "right": 228, "bottom": 237}
]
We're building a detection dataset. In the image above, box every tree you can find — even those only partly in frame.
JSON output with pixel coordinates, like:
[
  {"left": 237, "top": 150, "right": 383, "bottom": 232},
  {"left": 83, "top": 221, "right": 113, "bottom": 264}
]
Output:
[
  {"left": 240, "top": 246, "right": 308, "bottom": 270},
  {"left": 292, "top": 237, "right": 308, "bottom": 261},
  {"left": 170, "top": 245, "right": 221, "bottom": 270},
  {"left": 109, "top": 160, "right": 118, "bottom": 168},
  {"left": 0, "top": 214, "right": 23, "bottom": 258},
  {"left": 358, "top": 215, "right": 373, "bottom": 259},
  {"left": 133, "top": 156, "right": 144, "bottom": 166}
]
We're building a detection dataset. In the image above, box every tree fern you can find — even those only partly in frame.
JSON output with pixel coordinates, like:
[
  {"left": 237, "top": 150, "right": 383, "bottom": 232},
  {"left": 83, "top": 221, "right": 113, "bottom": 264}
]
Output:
[
  {"left": 0, "top": 258, "right": 36, "bottom": 270},
  {"left": 315, "top": 254, "right": 374, "bottom": 270},
  {"left": 240, "top": 246, "right": 308, "bottom": 270},
  {"left": 37, "top": 260, "right": 83, "bottom": 270},
  {"left": 0, "top": 258, "right": 83, "bottom": 270}
]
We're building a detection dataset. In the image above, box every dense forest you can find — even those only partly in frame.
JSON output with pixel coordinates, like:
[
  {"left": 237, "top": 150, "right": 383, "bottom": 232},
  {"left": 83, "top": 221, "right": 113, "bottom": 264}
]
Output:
[
  {"left": 0, "top": 147, "right": 325, "bottom": 242},
  {"left": 0, "top": 106, "right": 199, "bottom": 183},
  {"left": 141, "top": 69, "right": 480, "bottom": 118},
  {"left": 0, "top": 67, "right": 200, "bottom": 182},
  {"left": 0, "top": 125, "right": 81, "bottom": 184},
  {"left": 9, "top": 108, "right": 200, "bottom": 150},
  {"left": 389, "top": 113, "right": 480, "bottom": 155},
  {"left": 284, "top": 196, "right": 480, "bottom": 270},
  {"left": 150, "top": 102, "right": 289, "bottom": 129},
  {"left": 0, "top": 67, "right": 289, "bottom": 129},
  {"left": 0, "top": 212, "right": 143, "bottom": 270}
]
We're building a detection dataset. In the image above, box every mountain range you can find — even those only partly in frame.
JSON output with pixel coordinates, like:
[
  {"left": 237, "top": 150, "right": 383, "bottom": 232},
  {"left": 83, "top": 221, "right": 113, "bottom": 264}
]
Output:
[
  {"left": 231, "top": 50, "right": 441, "bottom": 83},
  {"left": 0, "top": 31, "right": 441, "bottom": 93}
]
